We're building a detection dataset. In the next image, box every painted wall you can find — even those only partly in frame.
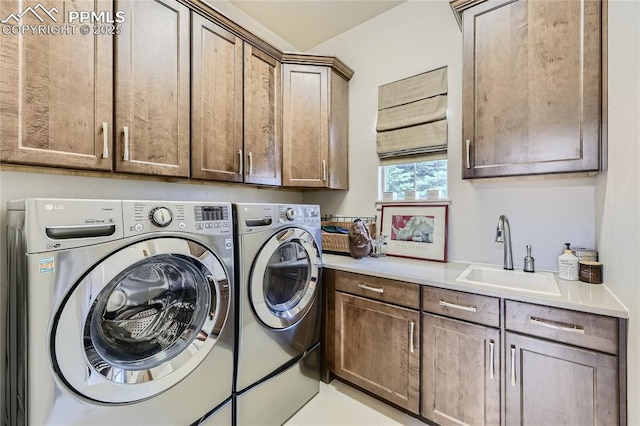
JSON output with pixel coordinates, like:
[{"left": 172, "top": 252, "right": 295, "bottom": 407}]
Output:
[
  {"left": 303, "top": 0, "right": 596, "bottom": 272},
  {"left": 596, "top": 1, "right": 640, "bottom": 424},
  {"left": 304, "top": 0, "right": 638, "bottom": 422}
]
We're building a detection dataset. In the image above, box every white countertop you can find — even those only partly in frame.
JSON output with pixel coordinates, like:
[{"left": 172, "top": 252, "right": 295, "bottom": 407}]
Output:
[{"left": 322, "top": 254, "right": 629, "bottom": 319}]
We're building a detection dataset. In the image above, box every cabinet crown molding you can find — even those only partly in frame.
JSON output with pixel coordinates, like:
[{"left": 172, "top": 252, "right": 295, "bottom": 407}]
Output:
[{"left": 281, "top": 53, "right": 354, "bottom": 80}]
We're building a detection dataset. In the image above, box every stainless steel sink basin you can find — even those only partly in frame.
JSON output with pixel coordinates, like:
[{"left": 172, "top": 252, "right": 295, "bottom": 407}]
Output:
[{"left": 456, "top": 264, "right": 561, "bottom": 296}]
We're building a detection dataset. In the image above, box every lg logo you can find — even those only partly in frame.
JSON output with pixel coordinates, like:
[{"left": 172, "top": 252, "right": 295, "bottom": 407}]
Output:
[{"left": 44, "top": 204, "right": 64, "bottom": 211}]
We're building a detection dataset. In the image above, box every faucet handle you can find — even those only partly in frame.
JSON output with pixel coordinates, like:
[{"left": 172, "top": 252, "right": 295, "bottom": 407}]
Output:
[{"left": 523, "top": 244, "right": 535, "bottom": 273}]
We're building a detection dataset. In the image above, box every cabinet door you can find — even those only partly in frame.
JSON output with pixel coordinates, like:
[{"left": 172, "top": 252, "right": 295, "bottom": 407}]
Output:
[
  {"left": 462, "top": 0, "right": 602, "bottom": 178},
  {"left": 0, "top": 0, "right": 112, "bottom": 170},
  {"left": 505, "top": 332, "right": 618, "bottom": 425},
  {"left": 282, "top": 64, "right": 329, "bottom": 187},
  {"left": 115, "top": 0, "right": 190, "bottom": 177},
  {"left": 328, "top": 70, "right": 349, "bottom": 189},
  {"left": 334, "top": 292, "right": 420, "bottom": 413},
  {"left": 422, "top": 314, "right": 500, "bottom": 426},
  {"left": 244, "top": 44, "right": 281, "bottom": 186},
  {"left": 191, "top": 14, "right": 243, "bottom": 182}
]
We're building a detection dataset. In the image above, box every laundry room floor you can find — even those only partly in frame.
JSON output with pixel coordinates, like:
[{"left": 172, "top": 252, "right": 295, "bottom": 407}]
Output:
[{"left": 284, "top": 380, "right": 425, "bottom": 426}]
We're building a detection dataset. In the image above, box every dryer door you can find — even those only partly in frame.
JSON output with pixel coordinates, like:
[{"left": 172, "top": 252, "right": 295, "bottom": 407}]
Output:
[
  {"left": 250, "top": 227, "right": 321, "bottom": 329},
  {"left": 52, "top": 237, "right": 230, "bottom": 403}
]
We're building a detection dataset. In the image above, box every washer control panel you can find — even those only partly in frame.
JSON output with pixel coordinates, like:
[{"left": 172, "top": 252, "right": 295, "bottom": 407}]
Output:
[{"left": 123, "top": 201, "right": 232, "bottom": 237}]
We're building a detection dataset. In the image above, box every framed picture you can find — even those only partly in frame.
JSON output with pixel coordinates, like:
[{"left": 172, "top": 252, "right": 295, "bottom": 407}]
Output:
[{"left": 380, "top": 204, "right": 448, "bottom": 262}]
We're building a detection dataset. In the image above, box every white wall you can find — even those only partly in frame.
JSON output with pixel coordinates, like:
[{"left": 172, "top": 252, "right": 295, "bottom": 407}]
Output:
[
  {"left": 304, "top": 0, "right": 596, "bottom": 272},
  {"left": 596, "top": 1, "right": 640, "bottom": 424}
]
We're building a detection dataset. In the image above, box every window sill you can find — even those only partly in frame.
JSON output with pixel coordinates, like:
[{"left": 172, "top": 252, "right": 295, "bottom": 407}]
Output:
[{"left": 375, "top": 199, "right": 451, "bottom": 208}]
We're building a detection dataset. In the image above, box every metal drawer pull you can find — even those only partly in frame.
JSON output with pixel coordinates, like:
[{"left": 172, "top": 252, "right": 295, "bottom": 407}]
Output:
[
  {"left": 238, "top": 149, "right": 243, "bottom": 175},
  {"left": 322, "top": 160, "right": 327, "bottom": 181},
  {"left": 409, "top": 321, "right": 415, "bottom": 353},
  {"left": 248, "top": 151, "right": 253, "bottom": 175},
  {"left": 465, "top": 139, "right": 471, "bottom": 169},
  {"left": 123, "top": 126, "right": 129, "bottom": 161},
  {"left": 489, "top": 340, "right": 495, "bottom": 379},
  {"left": 102, "top": 122, "right": 109, "bottom": 159},
  {"left": 530, "top": 316, "right": 585, "bottom": 334},
  {"left": 510, "top": 345, "right": 516, "bottom": 386},
  {"left": 358, "top": 283, "right": 384, "bottom": 294},
  {"left": 438, "top": 300, "right": 477, "bottom": 312}
]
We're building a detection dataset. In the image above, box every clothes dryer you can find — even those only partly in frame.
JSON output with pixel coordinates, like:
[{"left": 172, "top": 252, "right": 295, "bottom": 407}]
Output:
[
  {"left": 234, "top": 203, "right": 322, "bottom": 425},
  {"left": 4, "top": 199, "right": 235, "bottom": 425}
]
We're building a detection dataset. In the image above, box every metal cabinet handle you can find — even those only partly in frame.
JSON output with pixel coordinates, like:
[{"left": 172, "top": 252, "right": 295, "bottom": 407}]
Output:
[
  {"left": 489, "top": 340, "right": 495, "bottom": 379},
  {"left": 322, "top": 160, "right": 327, "bottom": 181},
  {"left": 438, "top": 300, "right": 477, "bottom": 312},
  {"left": 102, "top": 122, "right": 109, "bottom": 159},
  {"left": 248, "top": 151, "right": 253, "bottom": 175},
  {"left": 358, "top": 283, "right": 384, "bottom": 294},
  {"left": 465, "top": 139, "right": 471, "bottom": 169},
  {"left": 123, "top": 126, "right": 129, "bottom": 161},
  {"left": 530, "top": 317, "right": 585, "bottom": 334},
  {"left": 238, "top": 149, "right": 243, "bottom": 175},
  {"left": 409, "top": 321, "right": 415, "bottom": 354},
  {"left": 510, "top": 345, "right": 516, "bottom": 386}
]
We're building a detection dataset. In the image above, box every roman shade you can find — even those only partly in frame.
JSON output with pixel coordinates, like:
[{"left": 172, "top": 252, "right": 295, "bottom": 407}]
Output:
[{"left": 376, "top": 67, "right": 448, "bottom": 165}]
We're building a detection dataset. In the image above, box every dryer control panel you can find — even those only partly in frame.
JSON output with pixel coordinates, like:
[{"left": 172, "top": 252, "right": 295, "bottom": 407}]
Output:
[
  {"left": 123, "top": 201, "right": 232, "bottom": 237},
  {"left": 236, "top": 203, "right": 320, "bottom": 235}
]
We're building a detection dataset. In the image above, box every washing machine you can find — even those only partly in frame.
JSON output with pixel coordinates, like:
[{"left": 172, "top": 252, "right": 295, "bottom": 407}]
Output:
[
  {"left": 234, "top": 203, "right": 322, "bottom": 426},
  {"left": 4, "top": 198, "right": 235, "bottom": 425}
]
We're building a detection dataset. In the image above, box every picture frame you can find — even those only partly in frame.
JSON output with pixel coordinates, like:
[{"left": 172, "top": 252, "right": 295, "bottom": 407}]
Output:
[{"left": 380, "top": 204, "right": 448, "bottom": 262}]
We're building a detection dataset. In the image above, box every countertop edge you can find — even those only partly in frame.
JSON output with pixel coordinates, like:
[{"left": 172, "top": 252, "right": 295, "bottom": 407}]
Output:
[{"left": 322, "top": 254, "right": 629, "bottom": 319}]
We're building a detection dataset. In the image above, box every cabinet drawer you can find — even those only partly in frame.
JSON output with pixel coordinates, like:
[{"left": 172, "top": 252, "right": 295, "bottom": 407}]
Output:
[
  {"left": 333, "top": 271, "right": 419, "bottom": 309},
  {"left": 423, "top": 287, "right": 499, "bottom": 328},
  {"left": 505, "top": 300, "right": 618, "bottom": 355}
]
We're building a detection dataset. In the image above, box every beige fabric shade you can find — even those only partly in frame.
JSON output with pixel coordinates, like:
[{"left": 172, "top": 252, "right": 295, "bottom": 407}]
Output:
[{"left": 377, "top": 67, "right": 448, "bottom": 163}]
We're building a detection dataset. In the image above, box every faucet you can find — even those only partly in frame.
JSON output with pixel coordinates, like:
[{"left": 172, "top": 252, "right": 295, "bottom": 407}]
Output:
[{"left": 495, "top": 215, "right": 514, "bottom": 270}]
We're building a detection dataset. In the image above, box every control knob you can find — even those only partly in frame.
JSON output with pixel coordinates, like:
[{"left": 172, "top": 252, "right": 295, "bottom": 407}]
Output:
[
  {"left": 285, "top": 208, "right": 296, "bottom": 221},
  {"left": 150, "top": 206, "right": 173, "bottom": 227}
]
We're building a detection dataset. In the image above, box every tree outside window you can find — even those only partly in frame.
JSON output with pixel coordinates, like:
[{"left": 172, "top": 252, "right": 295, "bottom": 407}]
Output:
[{"left": 382, "top": 160, "right": 447, "bottom": 199}]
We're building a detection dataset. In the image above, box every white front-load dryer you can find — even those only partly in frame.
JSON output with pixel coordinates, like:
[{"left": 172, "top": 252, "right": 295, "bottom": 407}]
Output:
[{"left": 4, "top": 199, "right": 235, "bottom": 425}]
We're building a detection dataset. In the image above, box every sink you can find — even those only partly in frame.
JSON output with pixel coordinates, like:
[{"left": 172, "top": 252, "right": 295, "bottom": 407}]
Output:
[{"left": 456, "top": 264, "right": 561, "bottom": 296}]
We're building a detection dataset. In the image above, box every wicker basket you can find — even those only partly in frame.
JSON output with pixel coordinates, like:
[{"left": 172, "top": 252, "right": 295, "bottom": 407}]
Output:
[{"left": 321, "top": 217, "right": 376, "bottom": 255}]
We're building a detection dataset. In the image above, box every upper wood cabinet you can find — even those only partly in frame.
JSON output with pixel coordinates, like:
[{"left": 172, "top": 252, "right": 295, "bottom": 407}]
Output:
[
  {"left": 191, "top": 15, "right": 281, "bottom": 186},
  {"left": 456, "top": 0, "right": 605, "bottom": 179},
  {"left": 191, "top": 14, "right": 243, "bottom": 182},
  {"left": 281, "top": 55, "right": 352, "bottom": 189},
  {"left": 115, "top": 0, "right": 190, "bottom": 177},
  {"left": 243, "top": 44, "right": 282, "bottom": 186},
  {"left": 0, "top": 0, "right": 113, "bottom": 171}
]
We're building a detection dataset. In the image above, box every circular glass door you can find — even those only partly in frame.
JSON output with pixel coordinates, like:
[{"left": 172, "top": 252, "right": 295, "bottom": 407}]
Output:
[
  {"left": 250, "top": 228, "right": 321, "bottom": 329},
  {"left": 52, "top": 237, "right": 230, "bottom": 403}
]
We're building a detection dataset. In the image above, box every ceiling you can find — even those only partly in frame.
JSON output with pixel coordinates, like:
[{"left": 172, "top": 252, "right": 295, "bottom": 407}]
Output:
[{"left": 228, "top": 0, "right": 407, "bottom": 51}]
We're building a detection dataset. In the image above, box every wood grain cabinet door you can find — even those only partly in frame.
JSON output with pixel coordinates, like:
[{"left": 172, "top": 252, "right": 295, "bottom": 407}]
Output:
[
  {"left": 462, "top": 0, "right": 603, "bottom": 178},
  {"left": 191, "top": 14, "right": 243, "bottom": 182},
  {"left": 243, "top": 44, "right": 281, "bottom": 186},
  {"left": 422, "top": 314, "right": 500, "bottom": 426},
  {"left": 334, "top": 292, "right": 420, "bottom": 413},
  {"left": 282, "top": 64, "right": 329, "bottom": 187},
  {"left": 0, "top": 0, "right": 112, "bottom": 170},
  {"left": 115, "top": 0, "right": 190, "bottom": 177},
  {"left": 505, "top": 332, "right": 618, "bottom": 426}
]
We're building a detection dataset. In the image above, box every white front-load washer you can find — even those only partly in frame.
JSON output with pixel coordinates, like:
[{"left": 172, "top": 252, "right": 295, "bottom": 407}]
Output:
[
  {"left": 4, "top": 199, "right": 235, "bottom": 425},
  {"left": 234, "top": 203, "right": 322, "bottom": 426}
]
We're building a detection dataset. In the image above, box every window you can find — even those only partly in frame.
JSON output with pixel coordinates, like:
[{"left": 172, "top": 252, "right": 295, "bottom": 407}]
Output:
[{"left": 380, "top": 159, "right": 447, "bottom": 200}]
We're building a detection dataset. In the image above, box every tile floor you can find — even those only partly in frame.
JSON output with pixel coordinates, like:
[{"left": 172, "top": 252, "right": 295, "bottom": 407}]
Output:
[{"left": 284, "top": 380, "right": 425, "bottom": 426}]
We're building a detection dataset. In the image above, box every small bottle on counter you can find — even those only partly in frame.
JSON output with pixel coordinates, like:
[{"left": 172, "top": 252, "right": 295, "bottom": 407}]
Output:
[{"left": 558, "top": 242, "right": 579, "bottom": 280}]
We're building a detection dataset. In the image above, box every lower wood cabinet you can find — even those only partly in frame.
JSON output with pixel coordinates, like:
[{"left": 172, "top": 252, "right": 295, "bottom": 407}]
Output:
[
  {"left": 334, "top": 291, "right": 420, "bottom": 413},
  {"left": 421, "top": 314, "right": 500, "bottom": 425},
  {"left": 505, "top": 332, "right": 619, "bottom": 425}
]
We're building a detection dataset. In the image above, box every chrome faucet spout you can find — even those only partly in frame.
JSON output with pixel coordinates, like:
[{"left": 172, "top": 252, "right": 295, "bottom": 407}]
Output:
[{"left": 495, "top": 215, "right": 514, "bottom": 270}]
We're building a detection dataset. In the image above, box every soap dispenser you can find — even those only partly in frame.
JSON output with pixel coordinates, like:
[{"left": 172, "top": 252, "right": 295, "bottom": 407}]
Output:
[
  {"left": 558, "top": 243, "right": 579, "bottom": 280},
  {"left": 523, "top": 245, "right": 535, "bottom": 273}
]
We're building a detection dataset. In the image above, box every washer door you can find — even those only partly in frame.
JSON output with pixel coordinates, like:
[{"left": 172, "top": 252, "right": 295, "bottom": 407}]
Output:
[
  {"left": 52, "top": 237, "right": 230, "bottom": 403},
  {"left": 250, "top": 227, "right": 321, "bottom": 329}
]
